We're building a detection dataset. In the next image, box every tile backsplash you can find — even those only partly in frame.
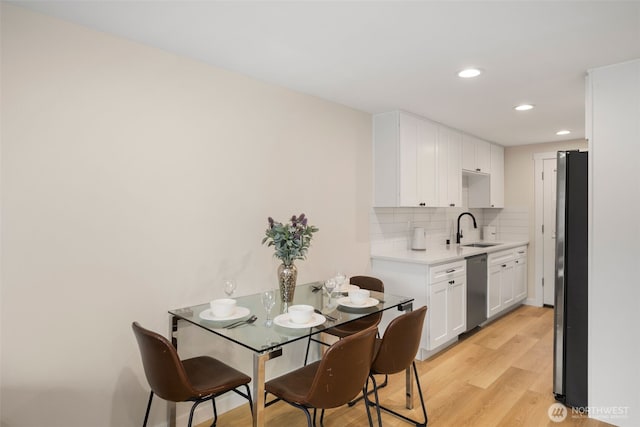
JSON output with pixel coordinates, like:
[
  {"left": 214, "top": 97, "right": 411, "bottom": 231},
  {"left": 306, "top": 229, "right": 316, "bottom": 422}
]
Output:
[{"left": 370, "top": 206, "right": 529, "bottom": 252}]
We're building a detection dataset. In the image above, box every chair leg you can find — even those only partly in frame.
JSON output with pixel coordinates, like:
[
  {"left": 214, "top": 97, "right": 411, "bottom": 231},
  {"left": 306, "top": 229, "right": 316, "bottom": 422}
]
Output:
[
  {"left": 366, "top": 364, "right": 427, "bottom": 426},
  {"left": 142, "top": 391, "right": 154, "bottom": 427},
  {"left": 244, "top": 384, "right": 254, "bottom": 417},
  {"left": 304, "top": 335, "right": 313, "bottom": 365},
  {"left": 348, "top": 374, "right": 388, "bottom": 407},
  {"left": 210, "top": 397, "right": 218, "bottom": 427},
  {"left": 362, "top": 380, "right": 376, "bottom": 427}
]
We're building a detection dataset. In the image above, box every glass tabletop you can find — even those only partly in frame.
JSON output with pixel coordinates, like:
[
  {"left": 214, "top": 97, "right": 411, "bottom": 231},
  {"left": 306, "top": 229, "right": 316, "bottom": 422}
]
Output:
[{"left": 169, "top": 282, "right": 413, "bottom": 353}]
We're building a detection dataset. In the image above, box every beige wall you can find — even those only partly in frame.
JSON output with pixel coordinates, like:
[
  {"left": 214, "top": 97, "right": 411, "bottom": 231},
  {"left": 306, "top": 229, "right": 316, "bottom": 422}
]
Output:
[
  {"left": 1, "top": 5, "right": 371, "bottom": 426},
  {"left": 504, "top": 139, "right": 587, "bottom": 300}
]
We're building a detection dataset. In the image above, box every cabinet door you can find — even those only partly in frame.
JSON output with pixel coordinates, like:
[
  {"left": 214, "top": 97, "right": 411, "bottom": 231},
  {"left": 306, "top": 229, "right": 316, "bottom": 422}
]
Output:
[
  {"left": 462, "top": 134, "right": 476, "bottom": 171},
  {"left": 514, "top": 258, "right": 527, "bottom": 301},
  {"left": 416, "top": 119, "right": 438, "bottom": 206},
  {"left": 447, "top": 129, "right": 462, "bottom": 207},
  {"left": 398, "top": 112, "right": 420, "bottom": 206},
  {"left": 448, "top": 277, "right": 466, "bottom": 336},
  {"left": 489, "top": 144, "right": 504, "bottom": 208},
  {"left": 476, "top": 139, "right": 491, "bottom": 173},
  {"left": 500, "top": 261, "right": 515, "bottom": 306},
  {"left": 437, "top": 126, "right": 462, "bottom": 207},
  {"left": 428, "top": 281, "right": 449, "bottom": 349},
  {"left": 488, "top": 263, "right": 502, "bottom": 318}
]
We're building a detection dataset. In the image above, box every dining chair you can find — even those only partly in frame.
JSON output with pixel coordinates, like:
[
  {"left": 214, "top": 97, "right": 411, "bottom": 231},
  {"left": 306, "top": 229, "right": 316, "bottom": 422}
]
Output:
[
  {"left": 132, "top": 322, "right": 253, "bottom": 427},
  {"left": 266, "top": 326, "right": 378, "bottom": 427},
  {"left": 304, "top": 276, "right": 384, "bottom": 365},
  {"left": 366, "top": 306, "right": 428, "bottom": 427}
]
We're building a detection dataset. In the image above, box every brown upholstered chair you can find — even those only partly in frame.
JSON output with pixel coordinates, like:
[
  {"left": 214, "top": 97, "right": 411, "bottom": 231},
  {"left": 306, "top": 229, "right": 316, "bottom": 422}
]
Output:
[
  {"left": 366, "top": 306, "right": 428, "bottom": 427},
  {"left": 132, "top": 322, "right": 252, "bottom": 427},
  {"left": 304, "top": 276, "right": 384, "bottom": 365},
  {"left": 266, "top": 326, "right": 378, "bottom": 427}
]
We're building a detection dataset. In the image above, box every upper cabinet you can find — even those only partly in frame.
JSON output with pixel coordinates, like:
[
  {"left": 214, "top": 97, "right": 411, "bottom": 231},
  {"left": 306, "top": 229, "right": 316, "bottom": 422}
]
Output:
[
  {"left": 374, "top": 111, "right": 438, "bottom": 207},
  {"left": 489, "top": 144, "right": 505, "bottom": 208},
  {"left": 462, "top": 134, "right": 491, "bottom": 173},
  {"left": 437, "top": 126, "right": 462, "bottom": 207},
  {"left": 374, "top": 110, "right": 504, "bottom": 209},
  {"left": 467, "top": 142, "right": 505, "bottom": 208}
]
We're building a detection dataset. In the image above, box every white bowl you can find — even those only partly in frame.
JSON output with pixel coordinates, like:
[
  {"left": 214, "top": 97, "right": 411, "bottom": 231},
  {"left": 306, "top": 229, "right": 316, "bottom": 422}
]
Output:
[
  {"left": 349, "top": 289, "right": 370, "bottom": 305},
  {"left": 210, "top": 298, "right": 237, "bottom": 318},
  {"left": 288, "top": 304, "right": 314, "bottom": 324}
]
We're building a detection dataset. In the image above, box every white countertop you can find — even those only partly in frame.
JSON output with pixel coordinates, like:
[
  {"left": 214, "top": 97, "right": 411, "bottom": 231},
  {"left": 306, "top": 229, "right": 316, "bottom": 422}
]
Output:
[{"left": 371, "top": 241, "right": 529, "bottom": 266}]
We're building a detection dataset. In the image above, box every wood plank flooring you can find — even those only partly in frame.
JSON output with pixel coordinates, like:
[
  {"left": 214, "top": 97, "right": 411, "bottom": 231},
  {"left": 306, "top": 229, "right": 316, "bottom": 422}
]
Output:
[{"left": 197, "top": 305, "right": 613, "bottom": 427}]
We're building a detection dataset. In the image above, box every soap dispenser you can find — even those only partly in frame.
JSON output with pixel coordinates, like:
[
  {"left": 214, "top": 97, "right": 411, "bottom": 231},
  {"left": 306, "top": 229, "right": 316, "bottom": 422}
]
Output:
[{"left": 411, "top": 227, "right": 426, "bottom": 251}]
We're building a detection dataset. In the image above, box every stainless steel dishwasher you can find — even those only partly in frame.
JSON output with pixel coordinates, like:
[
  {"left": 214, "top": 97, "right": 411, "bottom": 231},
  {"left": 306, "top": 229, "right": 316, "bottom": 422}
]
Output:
[{"left": 465, "top": 254, "right": 487, "bottom": 331}]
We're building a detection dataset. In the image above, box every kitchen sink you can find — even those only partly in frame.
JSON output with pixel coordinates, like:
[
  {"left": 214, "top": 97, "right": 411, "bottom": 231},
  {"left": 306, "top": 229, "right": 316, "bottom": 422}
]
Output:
[{"left": 462, "top": 242, "right": 500, "bottom": 248}]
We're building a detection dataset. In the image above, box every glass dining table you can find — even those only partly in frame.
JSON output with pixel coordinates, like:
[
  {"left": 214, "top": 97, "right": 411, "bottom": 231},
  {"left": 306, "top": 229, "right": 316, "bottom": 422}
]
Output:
[{"left": 168, "top": 282, "right": 414, "bottom": 427}]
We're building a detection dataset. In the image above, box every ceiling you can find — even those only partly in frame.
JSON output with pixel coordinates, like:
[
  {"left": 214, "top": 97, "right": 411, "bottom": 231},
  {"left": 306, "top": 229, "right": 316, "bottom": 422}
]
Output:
[{"left": 13, "top": 1, "right": 640, "bottom": 146}]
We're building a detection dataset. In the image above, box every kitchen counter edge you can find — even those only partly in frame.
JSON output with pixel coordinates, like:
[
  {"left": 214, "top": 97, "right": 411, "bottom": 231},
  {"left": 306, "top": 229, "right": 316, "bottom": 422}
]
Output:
[{"left": 371, "top": 241, "right": 529, "bottom": 266}]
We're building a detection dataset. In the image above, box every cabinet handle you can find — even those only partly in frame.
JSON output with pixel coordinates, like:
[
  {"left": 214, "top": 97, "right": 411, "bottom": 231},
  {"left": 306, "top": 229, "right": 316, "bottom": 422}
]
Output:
[
  {"left": 515, "top": 260, "right": 519, "bottom": 264},
  {"left": 449, "top": 203, "right": 455, "bottom": 207},
  {"left": 491, "top": 204, "right": 495, "bottom": 207},
  {"left": 449, "top": 280, "right": 455, "bottom": 285},
  {"left": 446, "top": 269, "right": 456, "bottom": 273},
  {"left": 476, "top": 168, "right": 481, "bottom": 172},
  {"left": 501, "top": 264, "right": 507, "bottom": 268},
  {"left": 419, "top": 202, "right": 426, "bottom": 206},
  {"left": 518, "top": 251, "right": 525, "bottom": 254}
]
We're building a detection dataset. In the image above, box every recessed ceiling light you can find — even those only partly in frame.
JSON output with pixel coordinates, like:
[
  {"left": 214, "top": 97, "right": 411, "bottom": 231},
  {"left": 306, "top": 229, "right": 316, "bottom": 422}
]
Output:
[
  {"left": 556, "top": 130, "right": 571, "bottom": 135},
  {"left": 458, "top": 68, "right": 482, "bottom": 78},
  {"left": 514, "top": 104, "right": 535, "bottom": 111}
]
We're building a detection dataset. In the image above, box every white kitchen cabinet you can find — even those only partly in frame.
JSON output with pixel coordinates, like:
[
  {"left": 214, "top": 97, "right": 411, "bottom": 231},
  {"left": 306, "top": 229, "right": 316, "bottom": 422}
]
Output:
[
  {"left": 489, "top": 144, "right": 505, "bottom": 208},
  {"left": 373, "top": 111, "right": 438, "bottom": 207},
  {"left": 513, "top": 246, "right": 528, "bottom": 301},
  {"left": 428, "top": 260, "right": 466, "bottom": 349},
  {"left": 488, "top": 246, "right": 527, "bottom": 318},
  {"left": 437, "top": 126, "right": 462, "bottom": 207},
  {"left": 371, "top": 258, "right": 466, "bottom": 359},
  {"left": 467, "top": 143, "right": 504, "bottom": 208},
  {"left": 462, "top": 134, "right": 491, "bottom": 173}
]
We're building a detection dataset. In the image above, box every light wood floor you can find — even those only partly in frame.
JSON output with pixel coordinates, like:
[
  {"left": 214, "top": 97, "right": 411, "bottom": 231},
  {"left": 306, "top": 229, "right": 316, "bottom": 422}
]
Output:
[{"left": 198, "top": 305, "right": 613, "bottom": 427}]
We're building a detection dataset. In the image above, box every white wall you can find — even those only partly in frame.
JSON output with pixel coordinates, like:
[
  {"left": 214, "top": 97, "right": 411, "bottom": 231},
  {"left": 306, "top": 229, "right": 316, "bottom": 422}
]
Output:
[
  {"left": 587, "top": 59, "right": 640, "bottom": 426},
  {"left": 0, "top": 5, "right": 372, "bottom": 427},
  {"left": 504, "top": 139, "right": 587, "bottom": 301}
]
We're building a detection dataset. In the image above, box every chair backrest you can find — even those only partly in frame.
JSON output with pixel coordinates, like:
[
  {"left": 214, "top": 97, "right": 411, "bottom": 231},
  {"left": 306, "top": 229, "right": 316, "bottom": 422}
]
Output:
[
  {"left": 305, "top": 326, "right": 377, "bottom": 408},
  {"left": 350, "top": 276, "right": 384, "bottom": 293},
  {"left": 371, "top": 306, "right": 428, "bottom": 375},
  {"left": 132, "top": 322, "right": 195, "bottom": 402}
]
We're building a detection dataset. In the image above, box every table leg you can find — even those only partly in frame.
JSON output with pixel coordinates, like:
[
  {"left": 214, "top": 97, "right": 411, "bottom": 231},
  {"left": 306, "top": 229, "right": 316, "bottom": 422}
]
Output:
[
  {"left": 398, "top": 301, "right": 414, "bottom": 410},
  {"left": 252, "top": 348, "right": 282, "bottom": 427},
  {"left": 168, "top": 316, "right": 181, "bottom": 427},
  {"left": 405, "top": 366, "right": 414, "bottom": 410}
]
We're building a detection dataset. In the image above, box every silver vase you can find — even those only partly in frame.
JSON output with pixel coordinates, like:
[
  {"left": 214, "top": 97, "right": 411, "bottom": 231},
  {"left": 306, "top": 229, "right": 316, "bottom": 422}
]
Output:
[{"left": 277, "top": 263, "right": 298, "bottom": 303}]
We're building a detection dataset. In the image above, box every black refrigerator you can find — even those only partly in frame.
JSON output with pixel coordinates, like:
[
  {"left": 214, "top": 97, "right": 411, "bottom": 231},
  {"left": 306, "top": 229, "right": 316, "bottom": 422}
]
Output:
[{"left": 553, "top": 150, "right": 588, "bottom": 408}]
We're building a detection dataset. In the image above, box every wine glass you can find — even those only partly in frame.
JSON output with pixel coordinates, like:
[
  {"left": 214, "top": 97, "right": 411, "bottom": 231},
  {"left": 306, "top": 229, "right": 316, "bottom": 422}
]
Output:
[
  {"left": 335, "top": 272, "right": 346, "bottom": 293},
  {"left": 223, "top": 279, "right": 237, "bottom": 297},
  {"left": 261, "top": 290, "right": 276, "bottom": 326},
  {"left": 324, "top": 278, "right": 337, "bottom": 307}
]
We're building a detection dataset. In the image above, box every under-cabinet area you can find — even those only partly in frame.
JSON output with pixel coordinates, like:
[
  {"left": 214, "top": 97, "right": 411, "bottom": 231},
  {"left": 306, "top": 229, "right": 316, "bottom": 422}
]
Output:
[{"left": 373, "top": 242, "right": 528, "bottom": 360}]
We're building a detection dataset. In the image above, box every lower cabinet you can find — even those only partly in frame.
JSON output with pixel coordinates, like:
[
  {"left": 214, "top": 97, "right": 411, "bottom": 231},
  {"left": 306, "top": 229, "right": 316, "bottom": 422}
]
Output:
[
  {"left": 487, "top": 246, "right": 528, "bottom": 318},
  {"left": 514, "top": 247, "right": 528, "bottom": 301},
  {"left": 371, "top": 258, "right": 466, "bottom": 359},
  {"left": 428, "top": 266, "right": 466, "bottom": 349}
]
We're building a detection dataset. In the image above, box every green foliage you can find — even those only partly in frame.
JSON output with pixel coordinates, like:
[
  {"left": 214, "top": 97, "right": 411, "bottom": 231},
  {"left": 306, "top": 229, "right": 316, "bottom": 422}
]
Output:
[{"left": 262, "top": 213, "right": 319, "bottom": 265}]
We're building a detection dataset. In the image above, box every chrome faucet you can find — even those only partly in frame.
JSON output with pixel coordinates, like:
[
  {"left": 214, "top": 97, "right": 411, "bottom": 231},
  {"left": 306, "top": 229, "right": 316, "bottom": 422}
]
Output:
[{"left": 456, "top": 212, "right": 477, "bottom": 244}]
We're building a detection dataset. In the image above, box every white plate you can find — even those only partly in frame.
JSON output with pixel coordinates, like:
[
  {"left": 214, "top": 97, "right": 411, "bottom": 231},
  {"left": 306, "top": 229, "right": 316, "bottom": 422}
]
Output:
[
  {"left": 199, "top": 306, "right": 251, "bottom": 321},
  {"left": 273, "top": 313, "right": 326, "bottom": 329},
  {"left": 337, "top": 296, "right": 380, "bottom": 309}
]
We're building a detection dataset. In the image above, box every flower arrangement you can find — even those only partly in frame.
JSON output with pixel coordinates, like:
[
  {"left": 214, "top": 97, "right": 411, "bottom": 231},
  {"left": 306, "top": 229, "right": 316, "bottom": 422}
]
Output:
[{"left": 262, "top": 213, "right": 319, "bottom": 266}]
